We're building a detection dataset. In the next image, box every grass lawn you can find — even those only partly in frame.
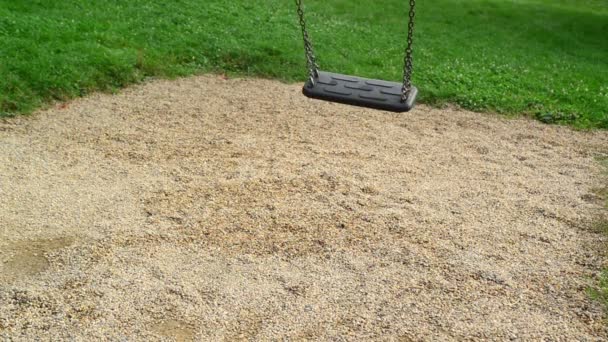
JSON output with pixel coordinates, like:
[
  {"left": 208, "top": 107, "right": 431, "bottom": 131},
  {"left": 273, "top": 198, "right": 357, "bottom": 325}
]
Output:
[{"left": 0, "top": 0, "right": 607, "bottom": 128}]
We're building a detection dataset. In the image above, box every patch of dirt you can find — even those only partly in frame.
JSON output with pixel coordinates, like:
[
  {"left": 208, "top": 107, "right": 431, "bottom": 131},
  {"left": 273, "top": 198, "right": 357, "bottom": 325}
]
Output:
[
  {"left": 0, "top": 75, "right": 607, "bottom": 340},
  {"left": 150, "top": 319, "right": 195, "bottom": 341},
  {"left": 0, "top": 237, "right": 73, "bottom": 283}
]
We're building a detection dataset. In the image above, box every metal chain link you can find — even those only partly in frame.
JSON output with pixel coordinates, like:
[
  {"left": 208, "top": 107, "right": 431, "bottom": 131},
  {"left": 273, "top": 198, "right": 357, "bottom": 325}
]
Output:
[
  {"left": 295, "top": 0, "right": 319, "bottom": 85},
  {"left": 401, "top": 0, "right": 416, "bottom": 102}
]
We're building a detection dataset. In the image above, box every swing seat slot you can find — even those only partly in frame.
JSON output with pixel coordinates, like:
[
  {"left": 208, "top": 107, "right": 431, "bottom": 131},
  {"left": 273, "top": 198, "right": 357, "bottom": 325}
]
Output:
[{"left": 302, "top": 71, "right": 418, "bottom": 113}]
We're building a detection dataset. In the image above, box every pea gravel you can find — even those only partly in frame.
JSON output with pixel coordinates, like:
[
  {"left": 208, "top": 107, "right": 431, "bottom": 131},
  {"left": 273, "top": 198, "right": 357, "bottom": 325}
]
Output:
[{"left": 1, "top": 75, "right": 607, "bottom": 340}]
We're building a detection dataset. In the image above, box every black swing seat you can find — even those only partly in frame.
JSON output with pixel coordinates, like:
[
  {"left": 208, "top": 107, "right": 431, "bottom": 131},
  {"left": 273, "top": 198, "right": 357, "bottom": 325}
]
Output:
[{"left": 302, "top": 71, "right": 418, "bottom": 113}]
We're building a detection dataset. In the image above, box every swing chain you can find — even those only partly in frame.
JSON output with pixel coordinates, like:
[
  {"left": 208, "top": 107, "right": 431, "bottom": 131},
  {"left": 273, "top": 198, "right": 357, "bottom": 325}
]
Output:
[
  {"left": 401, "top": 0, "right": 416, "bottom": 102},
  {"left": 295, "top": 0, "right": 319, "bottom": 84},
  {"left": 296, "top": 0, "right": 415, "bottom": 100}
]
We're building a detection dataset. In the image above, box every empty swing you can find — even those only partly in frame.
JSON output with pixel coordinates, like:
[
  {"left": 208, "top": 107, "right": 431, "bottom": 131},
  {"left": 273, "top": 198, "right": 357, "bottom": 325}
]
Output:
[{"left": 295, "top": 0, "right": 418, "bottom": 112}]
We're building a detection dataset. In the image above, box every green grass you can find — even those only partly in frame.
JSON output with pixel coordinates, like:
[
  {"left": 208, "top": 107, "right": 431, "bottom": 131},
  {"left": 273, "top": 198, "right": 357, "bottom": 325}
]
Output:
[{"left": 1, "top": 0, "right": 607, "bottom": 127}]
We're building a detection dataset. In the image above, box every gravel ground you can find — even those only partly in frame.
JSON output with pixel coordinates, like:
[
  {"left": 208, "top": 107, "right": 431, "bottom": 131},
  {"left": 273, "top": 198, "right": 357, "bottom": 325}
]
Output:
[{"left": 1, "top": 75, "right": 607, "bottom": 341}]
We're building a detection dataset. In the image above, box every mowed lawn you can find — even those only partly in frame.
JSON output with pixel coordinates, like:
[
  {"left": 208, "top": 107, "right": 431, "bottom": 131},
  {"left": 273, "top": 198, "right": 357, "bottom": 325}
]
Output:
[{"left": 0, "top": 0, "right": 606, "bottom": 128}]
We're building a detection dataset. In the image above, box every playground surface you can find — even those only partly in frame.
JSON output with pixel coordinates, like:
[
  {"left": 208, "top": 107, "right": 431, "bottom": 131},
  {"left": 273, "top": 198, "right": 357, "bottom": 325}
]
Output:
[{"left": 1, "top": 75, "right": 607, "bottom": 340}]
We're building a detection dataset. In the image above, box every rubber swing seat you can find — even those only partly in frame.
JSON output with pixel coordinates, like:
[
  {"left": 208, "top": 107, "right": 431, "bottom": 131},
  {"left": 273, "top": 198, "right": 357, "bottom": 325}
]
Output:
[{"left": 302, "top": 71, "right": 418, "bottom": 113}]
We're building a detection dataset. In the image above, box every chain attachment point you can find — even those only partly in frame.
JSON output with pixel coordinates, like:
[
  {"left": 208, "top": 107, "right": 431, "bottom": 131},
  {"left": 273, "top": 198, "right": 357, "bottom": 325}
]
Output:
[
  {"left": 296, "top": 0, "right": 319, "bottom": 83},
  {"left": 401, "top": 0, "right": 416, "bottom": 102}
]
